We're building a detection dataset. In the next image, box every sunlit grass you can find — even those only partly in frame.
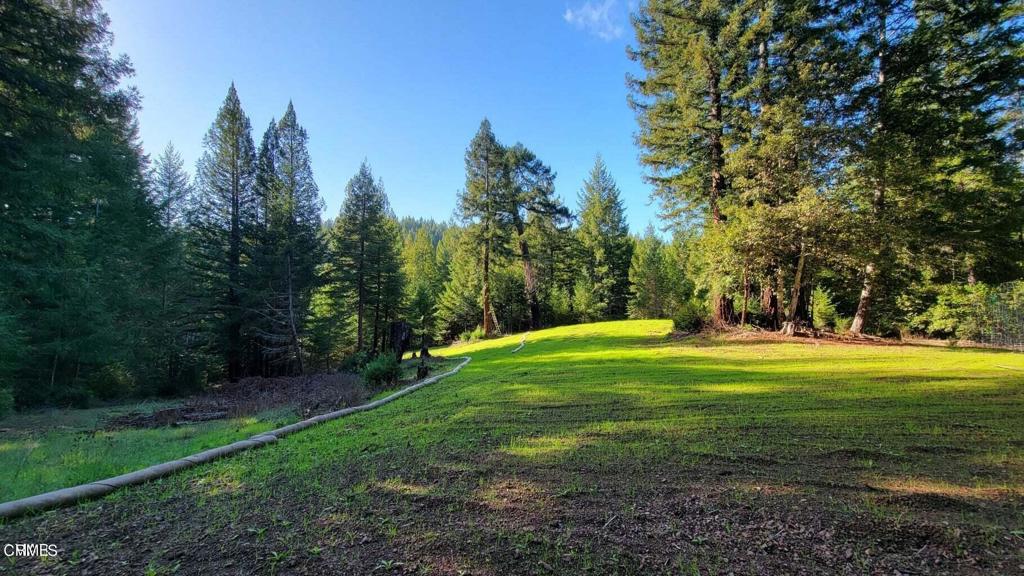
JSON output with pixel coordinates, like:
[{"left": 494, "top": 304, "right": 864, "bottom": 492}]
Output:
[
  {"left": 0, "top": 408, "right": 294, "bottom": 502},
  {"left": 4, "top": 319, "right": 1023, "bottom": 549}
]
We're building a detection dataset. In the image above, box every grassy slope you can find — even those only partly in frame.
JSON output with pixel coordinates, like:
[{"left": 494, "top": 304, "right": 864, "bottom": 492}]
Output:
[{"left": 2, "top": 320, "right": 1022, "bottom": 575}]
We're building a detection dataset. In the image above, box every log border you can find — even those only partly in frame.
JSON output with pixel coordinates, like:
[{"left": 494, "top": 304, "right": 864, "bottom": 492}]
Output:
[{"left": 0, "top": 356, "right": 471, "bottom": 520}]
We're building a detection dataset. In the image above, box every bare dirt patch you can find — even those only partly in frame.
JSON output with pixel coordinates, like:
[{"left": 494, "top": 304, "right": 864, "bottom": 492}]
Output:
[
  {"left": 103, "top": 357, "right": 455, "bottom": 430},
  {"left": 719, "top": 326, "right": 902, "bottom": 347},
  {"left": 103, "top": 372, "right": 365, "bottom": 429}
]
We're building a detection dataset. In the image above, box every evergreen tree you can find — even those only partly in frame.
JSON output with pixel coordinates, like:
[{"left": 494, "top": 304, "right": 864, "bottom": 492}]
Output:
[
  {"left": 723, "top": 0, "right": 845, "bottom": 331},
  {"left": 576, "top": 157, "right": 632, "bottom": 319},
  {"left": 330, "top": 161, "right": 390, "bottom": 352},
  {"left": 403, "top": 228, "right": 441, "bottom": 348},
  {"left": 190, "top": 83, "right": 258, "bottom": 381},
  {"left": 259, "top": 103, "right": 324, "bottom": 373},
  {"left": 150, "top": 143, "right": 191, "bottom": 228},
  {"left": 403, "top": 228, "right": 441, "bottom": 293},
  {"left": 366, "top": 216, "right": 405, "bottom": 353},
  {"left": 148, "top": 143, "right": 200, "bottom": 394},
  {"left": 525, "top": 211, "right": 579, "bottom": 326},
  {"left": 436, "top": 228, "right": 483, "bottom": 339},
  {"left": 0, "top": 0, "right": 178, "bottom": 404},
  {"left": 573, "top": 275, "right": 606, "bottom": 323},
  {"left": 255, "top": 119, "right": 280, "bottom": 229},
  {"left": 839, "top": 0, "right": 1024, "bottom": 334},
  {"left": 458, "top": 119, "right": 507, "bottom": 336},
  {"left": 502, "top": 144, "right": 570, "bottom": 329},
  {"left": 629, "top": 227, "right": 671, "bottom": 319},
  {"left": 246, "top": 118, "right": 279, "bottom": 374},
  {"left": 629, "top": 0, "right": 751, "bottom": 323},
  {"left": 435, "top": 225, "right": 462, "bottom": 290},
  {"left": 629, "top": 0, "right": 748, "bottom": 225}
]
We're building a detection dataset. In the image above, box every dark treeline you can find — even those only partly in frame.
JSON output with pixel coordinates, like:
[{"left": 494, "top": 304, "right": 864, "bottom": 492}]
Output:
[{"left": 2, "top": 0, "right": 1022, "bottom": 411}]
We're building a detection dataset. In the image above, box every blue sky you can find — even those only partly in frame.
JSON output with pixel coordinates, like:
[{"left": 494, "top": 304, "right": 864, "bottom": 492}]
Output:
[{"left": 105, "top": 0, "right": 660, "bottom": 231}]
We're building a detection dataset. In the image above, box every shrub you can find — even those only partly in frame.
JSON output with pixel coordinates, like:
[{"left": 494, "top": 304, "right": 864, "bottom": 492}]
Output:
[
  {"left": 909, "top": 283, "right": 995, "bottom": 341},
  {"left": 459, "top": 326, "right": 487, "bottom": 342},
  {"left": 834, "top": 316, "right": 853, "bottom": 333},
  {"left": 812, "top": 286, "right": 839, "bottom": 331},
  {"left": 672, "top": 300, "right": 705, "bottom": 332},
  {"left": 573, "top": 276, "right": 606, "bottom": 323},
  {"left": 361, "top": 354, "right": 400, "bottom": 388},
  {"left": 0, "top": 387, "right": 13, "bottom": 419}
]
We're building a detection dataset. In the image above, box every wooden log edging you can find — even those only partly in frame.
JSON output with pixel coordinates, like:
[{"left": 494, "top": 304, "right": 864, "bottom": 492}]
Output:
[{"left": 0, "top": 356, "right": 471, "bottom": 520}]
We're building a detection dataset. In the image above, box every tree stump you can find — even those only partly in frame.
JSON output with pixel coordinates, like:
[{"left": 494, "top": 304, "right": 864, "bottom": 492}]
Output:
[{"left": 389, "top": 320, "right": 413, "bottom": 362}]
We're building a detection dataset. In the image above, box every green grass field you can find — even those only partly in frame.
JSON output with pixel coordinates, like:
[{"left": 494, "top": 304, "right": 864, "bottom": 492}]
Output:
[
  {"left": 0, "top": 361, "right": 461, "bottom": 503},
  {"left": 2, "top": 320, "right": 1022, "bottom": 575},
  {"left": 0, "top": 403, "right": 294, "bottom": 502}
]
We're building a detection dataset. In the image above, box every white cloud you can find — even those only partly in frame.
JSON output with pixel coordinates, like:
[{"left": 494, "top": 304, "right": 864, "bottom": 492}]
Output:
[{"left": 563, "top": 0, "right": 624, "bottom": 41}]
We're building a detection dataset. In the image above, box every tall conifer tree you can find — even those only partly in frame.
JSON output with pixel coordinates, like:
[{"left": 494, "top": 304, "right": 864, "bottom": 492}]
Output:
[
  {"left": 839, "top": 0, "right": 1024, "bottom": 334},
  {"left": 629, "top": 226, "right": 671, "bottom": 319},
  {"left": 576, "top": 157, "right": 632, "bottom": 319},
  {"left": 331, "top": 162, "right": 390, "bottom": 352},
  {"left": 150, "top": 143, "right": 191, "bottom": 228},
  {"left": 502, "top": 144, "right": 569, "bottom": 329},
  {"left": 458, "top": 119, "right": 507, "bottom": 336},
  {"left": 259, "top": 103, "right": 323, "bottom": 373},
  {"left": 437, "top": 228, "right": 484, "bottom": 339},
  {"left": 191, "top": 83, "right": 258, "bottom": 381}
]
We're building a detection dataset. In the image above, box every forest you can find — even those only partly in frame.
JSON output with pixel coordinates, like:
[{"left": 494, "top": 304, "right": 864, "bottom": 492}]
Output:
[{"left": 1, "top": 0, "right": 1021, "bottom": 412}]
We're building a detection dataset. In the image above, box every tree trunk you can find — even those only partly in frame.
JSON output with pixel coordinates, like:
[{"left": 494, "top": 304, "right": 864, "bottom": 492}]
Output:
[
  {"left": 786, "top": 240, "right": 806, "bottom": 325},
  {"left": 775, "top": 271, "right": 786, "bottom": 329},
  {"left": 795, "top": 285, "right": 810, "bottom": 324},
  {"left": 850, "top": 7, "right": 888, "bottom": 336},
  {"left": 227, "top": 160, "right": 242, "bottom": 381},
  {"left": 286, "top": 253, "right": 304, "bottom": 374},
  {"left": 481, "top": 241, "right": 494, "bottom": 336},
  {"left": 356, "top": 235, "right": 365, "bottom": 351},
  {"left": 786, "top": 241, "right": 802, "bottom": 336},
  {"left": 741, "top": 263, "right": 750, "bottom": 326},
  {"left": 708, "top": 69, "right": 725, "bottom": 224},
  {"left": 714, "top": 295, "right": 734, "bottom": 326},
  {"left": 849, "top": 263, "right": 875, "bottom": 335},
  {"left": 707, "top": 64, "right": 730, "bottom": 322},
  {"left": 512, "top": 218, "right": 541, "bottom": 330},
  {"left": 372, "top": 253, "right": 382, "bottom": 354},
  {"left": 760, "top": 282, "right": 778, "bottom": 331}
]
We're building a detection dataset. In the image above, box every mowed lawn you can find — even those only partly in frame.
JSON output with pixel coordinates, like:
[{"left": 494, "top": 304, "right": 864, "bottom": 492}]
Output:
[{"left": 1, "top": 320, "right": 1022, "bottom": 575}]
